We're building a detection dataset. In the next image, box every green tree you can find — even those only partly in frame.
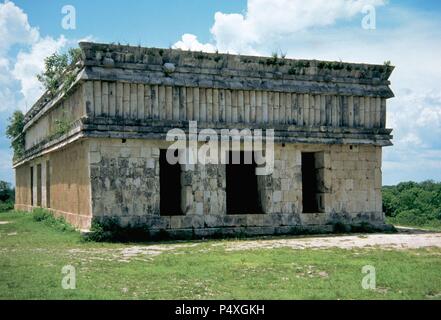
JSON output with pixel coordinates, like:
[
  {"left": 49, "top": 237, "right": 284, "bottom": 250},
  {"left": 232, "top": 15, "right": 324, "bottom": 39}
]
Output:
[
  {"left": 37, "top": 47, "right": 82, "bottom": 96},
  {"left": 6, "top": 110, "right": 25, "bottom": 160},
  {"left": 383, "top": 180, "right": 441, "bottom": 228},
  {"left": 0, "top": 181, "right": 14, "bottom": 202}
]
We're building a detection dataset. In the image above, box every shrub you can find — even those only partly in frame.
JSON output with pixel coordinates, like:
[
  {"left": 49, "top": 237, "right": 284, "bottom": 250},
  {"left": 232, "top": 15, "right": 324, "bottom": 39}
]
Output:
[
  {"left": 0, "top": 201, "right": 14, "bottom": 212},
  {"left": 84, "top": 218, "right": 150, "bottom": 243},
  {"left": 333, "top": 222, "right": 351, "bottom": 234},
  {"left": 32, "top": 208, "right": 75, "bottom": 232}
]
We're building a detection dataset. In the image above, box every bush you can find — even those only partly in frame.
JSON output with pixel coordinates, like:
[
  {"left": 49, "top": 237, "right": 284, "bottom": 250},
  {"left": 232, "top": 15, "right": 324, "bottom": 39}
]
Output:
[
  {"left": 0, "top": 201, "right": 14, "bottom": 212},
  {"left": 332, "top": 222, "right": 351, "bottom": 234},
  {"left": 84, "top": 218, "right": 150, "bottom": 243},
  {"left": 32, "top": 208, "right": 75, "bottom": 232},
  {"left": 332, "top": 222, "right": 397, "bottom": 234},
  {"left": 0, "top": 180, "right": 14, "bottom": 202}
]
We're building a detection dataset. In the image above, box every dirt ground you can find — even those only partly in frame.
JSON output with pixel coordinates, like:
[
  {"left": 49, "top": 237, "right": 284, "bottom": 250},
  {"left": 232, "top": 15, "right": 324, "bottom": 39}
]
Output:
[
  {"left": 114, "top": 227, "right": 441, "bottom": 261},
  {"left": 223, "top": 227, "right": 441, "bottom": 252}
]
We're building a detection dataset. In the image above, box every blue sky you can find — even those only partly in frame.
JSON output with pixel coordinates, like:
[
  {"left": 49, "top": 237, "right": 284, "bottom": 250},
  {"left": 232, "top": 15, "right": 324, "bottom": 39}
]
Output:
[{"left": 1, "top": 0, "right": 441, "bottom": 186}]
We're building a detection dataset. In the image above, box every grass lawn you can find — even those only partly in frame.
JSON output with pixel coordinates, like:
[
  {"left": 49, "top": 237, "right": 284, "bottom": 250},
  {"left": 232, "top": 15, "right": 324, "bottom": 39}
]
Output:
[
  {"left": 386, "top": 217, "right": 441, "bottom": 232},
  {"left": 1, "top": 210, "right": 441, "bottom": 300}
]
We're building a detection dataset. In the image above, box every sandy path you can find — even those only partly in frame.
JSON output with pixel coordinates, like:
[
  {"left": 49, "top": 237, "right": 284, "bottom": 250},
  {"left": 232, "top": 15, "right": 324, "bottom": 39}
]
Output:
[{"left": 224, "top": 228, "right": 441, "bottom": 251}]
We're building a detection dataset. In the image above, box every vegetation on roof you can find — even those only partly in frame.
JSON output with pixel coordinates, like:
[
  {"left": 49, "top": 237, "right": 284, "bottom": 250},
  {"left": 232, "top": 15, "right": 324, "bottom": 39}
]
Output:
[{"left": 37, "top": 47, "right": 82, "bottom": 97}]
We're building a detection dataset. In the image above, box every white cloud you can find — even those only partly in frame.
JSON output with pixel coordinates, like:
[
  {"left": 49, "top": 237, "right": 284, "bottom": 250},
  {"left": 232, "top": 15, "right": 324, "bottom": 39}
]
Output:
[
  {"left": 173, "top": 0, "right": 441, "bottom": 184},
  {"left": 0, "top": 0, "right": 38, "bottom": 54},
  {"left": 0, "top": 1, "right": 94, "bottom": 184},
  {"left": 0, "top": 1, "right": 68, "bottom": 112},
  {"left": 12, "top": 35, "right": 67, "bottom": 110},
  {"left": 174, "top": 0, "right": 386, "bottom": 54},
  {"left": 172, "top": 34, "right": 216, "bottom": 53}
]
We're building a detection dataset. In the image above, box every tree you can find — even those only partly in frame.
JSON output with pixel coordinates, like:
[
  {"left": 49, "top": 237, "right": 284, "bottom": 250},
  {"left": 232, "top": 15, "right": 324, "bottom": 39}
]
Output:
[
  {"left": 0, "top": 181, "right": 13, "bottom": 202},
  {"left": 6, "top": 110, "right": 25, "bottom": 160},
  {"left": 383, "top": 180, "right": 441, "bottom": 228},
  {"left": 37, "top": 47, "right": 82, "bottom": 96}
]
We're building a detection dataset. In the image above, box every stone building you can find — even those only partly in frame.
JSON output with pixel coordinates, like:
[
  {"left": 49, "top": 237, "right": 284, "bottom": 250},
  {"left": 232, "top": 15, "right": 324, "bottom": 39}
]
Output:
[{"left": 13, "top": 42, "right": 394, "bottom": 237}]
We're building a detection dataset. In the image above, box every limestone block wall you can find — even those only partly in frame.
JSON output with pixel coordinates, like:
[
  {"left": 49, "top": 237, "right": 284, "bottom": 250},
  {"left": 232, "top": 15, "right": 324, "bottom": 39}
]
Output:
[
  {"left": 14, "top": 140, "right": 92, "bottom": 230},
  {"left": 14, "top": 163, "right": 31, "bottom": 208},
  {"left": 24, "top": 86, "right": 85, "bottom": 150},
  {"left": 180, "top": 163, "right": 226, "bottom": 216},
  {"left": 89, "top": 139, "right": 228, "bottom": 227},
  {"left": 83, "top": 81, "right": 387, "bottom": 129},
  {"left": 49, "top": 140, "right": 91, "bottom": 229},
  {"left": 88, "top": 137, "right": 384, "bottom": 234},
  {"left": 89, "top": 138, "right": 160, "bottom": 225}
]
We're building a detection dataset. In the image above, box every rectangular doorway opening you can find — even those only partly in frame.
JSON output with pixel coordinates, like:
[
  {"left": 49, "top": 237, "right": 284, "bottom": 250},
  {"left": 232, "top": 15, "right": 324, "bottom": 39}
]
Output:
[
  {"left": 30, "top": 166, "right": 34, "bottom": 206},
  {"left": 46, "top": 160, "right": 51, "bottom": 208},
  {"left": 226, "top": 151, "right": 261, "bottom": 215},
  {"left": 160, "top": 149, "right": 183, "bottom": 216},
  {"left": 301, "top": 152, "right": 323, "bottom": 213},
  {"left": 36, "top": 164, "right": 42, "bottom": 207}
]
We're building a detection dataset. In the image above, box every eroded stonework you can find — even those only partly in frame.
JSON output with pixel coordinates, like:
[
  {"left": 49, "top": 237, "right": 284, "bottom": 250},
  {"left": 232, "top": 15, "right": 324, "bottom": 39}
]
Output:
[{"left": 86, "top": 138, "right": 383, "bottom": 237}]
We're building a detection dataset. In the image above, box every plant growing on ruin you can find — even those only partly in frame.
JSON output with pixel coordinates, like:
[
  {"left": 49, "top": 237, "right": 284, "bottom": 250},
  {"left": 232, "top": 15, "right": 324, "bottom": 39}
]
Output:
[
  {"left": 214, "top": 52, "right": 222, "bottom": 63},
  {"left": 266, "top": 52, "right": 279, "bottom": 66},
  {"left": 37, "top": 47, "right": 82, "bottom": 97},
  {"left": 6, "top": 110, "right": 25, "bottom": 160},
  {"left": 54, "top": 110, "right": 72, "bottom": 136},
  {"left": 54, "top": 118, "right": 71, "bottom": 136}
]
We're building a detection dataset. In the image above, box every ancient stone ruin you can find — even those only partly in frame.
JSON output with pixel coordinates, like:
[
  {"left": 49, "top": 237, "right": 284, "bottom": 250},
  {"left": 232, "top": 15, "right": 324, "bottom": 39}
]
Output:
[{"left": 13, "top": 42, "right": 394, "bottom": 237}]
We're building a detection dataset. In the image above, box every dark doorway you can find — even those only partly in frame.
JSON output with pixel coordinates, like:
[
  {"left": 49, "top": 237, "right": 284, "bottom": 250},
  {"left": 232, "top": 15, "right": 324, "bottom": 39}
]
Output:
[
  {"left": 302, "top": 153, "right": 319, "bottom": 213},
  {"left": 36, "top": 164, "right": 42, "bottom": 207},
  {"left": 160, "top": 149, "right": 182, "bottom": 216},
  {"left": 226, "top": 151, "right": 261, "bottom": 215},
  {"left": 46, "top": 160, "right": 51, "bottom": 208},
  {"left": 30, "top": 166, "right": 34, "bottom": 205}
]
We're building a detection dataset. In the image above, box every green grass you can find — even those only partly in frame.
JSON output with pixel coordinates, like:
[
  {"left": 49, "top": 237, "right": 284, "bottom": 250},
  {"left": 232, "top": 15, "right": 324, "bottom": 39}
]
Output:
[
  {"left": 1, "top": 210, "right": 441, "bottom": 300},
  {"left": 386, "top": 217, "right": 441, "bottom": 231}
]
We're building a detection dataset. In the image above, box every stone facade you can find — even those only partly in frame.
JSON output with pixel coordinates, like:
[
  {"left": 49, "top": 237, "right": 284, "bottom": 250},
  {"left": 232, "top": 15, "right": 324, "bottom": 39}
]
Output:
[
  {"left": 85, "top": 139, "right": 383, "bottom": 237},
  {"left": 14, "top": 42, "right": 393, "bottom": 236}
]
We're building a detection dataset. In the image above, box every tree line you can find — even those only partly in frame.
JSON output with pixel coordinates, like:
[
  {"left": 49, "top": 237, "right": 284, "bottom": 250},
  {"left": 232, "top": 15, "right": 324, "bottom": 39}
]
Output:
[
  {"left": 383, "top": 180, "right": 441, "bottom": 228},
  {"left": 0, "top": 181, "right": 14, "bottom": 211}
]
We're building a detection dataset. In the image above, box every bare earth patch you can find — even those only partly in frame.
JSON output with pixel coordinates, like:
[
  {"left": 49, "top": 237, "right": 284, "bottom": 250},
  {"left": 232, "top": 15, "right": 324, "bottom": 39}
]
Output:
[
  {"left": 119, "top": 243, "right": 199, "bottom": 261},
  {"left": 70, "top": 228, "right": 441, "bottom": 262},
  {"left": 224, "top": 228, "right": 441, "bottom": 252},
  {"left": 31, "top": 228, "right": 438, "bottom": 263},
  {"left": 66, "top": 243, "right": 200, "bottom": 263}
]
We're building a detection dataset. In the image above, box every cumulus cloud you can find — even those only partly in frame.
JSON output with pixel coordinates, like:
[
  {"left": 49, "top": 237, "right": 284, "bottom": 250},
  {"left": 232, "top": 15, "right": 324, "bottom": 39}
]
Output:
[
  {"left": 214, "top": 0, "right": 385, "bottom": 53},
  {"left": 12, "top": 35, "right": 67, "bottom": 109},
  {"left": 172, "top": 34, "right": 216, "bottom": 53},
  {"left": 172, "top": 0, "right": 441, "bottom": 184},
  {"left": 0, "top": 1, "right": 68, "bottom": 112},
  {"left": 0, "top": 0, "right": 38, "bottom": 53},
  {"left": 174, "top": 0, "right": 386, "bottom": 54}
]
